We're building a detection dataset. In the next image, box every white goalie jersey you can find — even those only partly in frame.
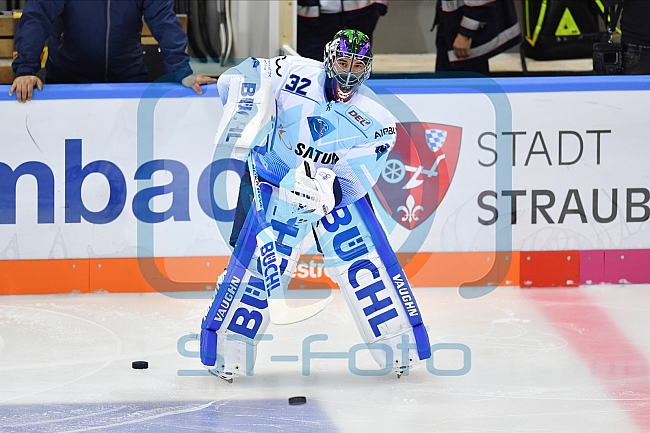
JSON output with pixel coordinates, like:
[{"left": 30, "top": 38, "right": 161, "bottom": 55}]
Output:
[
  {"left": 217, "top": 55, "right": 397, "bottom": 208},
  {"left": 202, "top": 55, "right": 431, "bottom": 380}
]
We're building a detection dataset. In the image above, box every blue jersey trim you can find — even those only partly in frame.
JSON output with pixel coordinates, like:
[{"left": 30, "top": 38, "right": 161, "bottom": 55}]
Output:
[
  {"left": 280, "top": 88, "right": 320, "bottom": 103},
  {"left": 335, "top": 110, "right": 368, "bottom": 139}
]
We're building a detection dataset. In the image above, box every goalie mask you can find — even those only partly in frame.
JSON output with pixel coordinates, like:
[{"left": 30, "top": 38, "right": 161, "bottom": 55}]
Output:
[{"left": 324, "top": 29, "right": 373, "bottom": 102}]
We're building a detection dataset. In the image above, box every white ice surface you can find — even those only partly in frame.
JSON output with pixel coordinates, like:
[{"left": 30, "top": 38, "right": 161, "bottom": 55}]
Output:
[{"left": 1, "top": 286, "right": 650, "bottom": 432}]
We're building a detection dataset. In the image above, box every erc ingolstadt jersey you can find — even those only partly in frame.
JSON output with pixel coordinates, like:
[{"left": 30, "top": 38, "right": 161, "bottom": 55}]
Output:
[{"left": 218, "top": 55, "right": 397, "bottom": 208}]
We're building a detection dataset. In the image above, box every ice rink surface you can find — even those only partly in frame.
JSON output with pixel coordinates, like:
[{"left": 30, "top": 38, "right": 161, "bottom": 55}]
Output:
[{"left": 2, "top": 285, "right": 650, "bottom": 432}]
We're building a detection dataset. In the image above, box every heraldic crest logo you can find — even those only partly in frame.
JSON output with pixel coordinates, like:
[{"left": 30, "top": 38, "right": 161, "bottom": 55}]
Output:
[{"left": 374, "top": 122, "right": 462, "bottom": 230}]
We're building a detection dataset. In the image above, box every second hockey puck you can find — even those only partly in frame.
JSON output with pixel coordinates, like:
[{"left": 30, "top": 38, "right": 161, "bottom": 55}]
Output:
[
  {"left": 132, "top": 361, "right": 148, "bottom": 369},
  {"left": 288, "top": 396, "right": 307, "bottom": 405}
]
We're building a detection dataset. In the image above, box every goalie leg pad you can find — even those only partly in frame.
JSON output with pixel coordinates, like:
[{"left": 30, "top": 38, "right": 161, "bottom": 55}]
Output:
[
  {"left": 200, "top": 207, "right": 272, "bottom": 371},
  {"left": 200, "top": 328, "right": 218, "bottom": 367},
  {"left": 200, "top": 264, "right": 271, "bottom": 372},
  {"left": 315, "top": 198, "right": 432, "bottom": 370},
  {"left": 200, "top": 184, "right": 312, "bottom": 370},
  {"left": 200, "top": 261, "right": 271, "bottom": 372},
  {"left": 353, "top": 197, "right": 431, "bottom": 361}
]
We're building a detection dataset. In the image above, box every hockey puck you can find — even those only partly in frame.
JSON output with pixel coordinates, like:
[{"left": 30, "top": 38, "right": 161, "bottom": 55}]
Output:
[
  {"left": 132, "top": 361, "right": 148, "bottom": 369},
  {"left": 288, "top": 396, "right": 307, "bottom": 405}
]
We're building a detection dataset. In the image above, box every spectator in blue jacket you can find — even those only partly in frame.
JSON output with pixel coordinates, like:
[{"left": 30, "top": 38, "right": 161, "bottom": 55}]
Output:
[{"left": 9, "top": 0, "right": 216, "bottom": 102}]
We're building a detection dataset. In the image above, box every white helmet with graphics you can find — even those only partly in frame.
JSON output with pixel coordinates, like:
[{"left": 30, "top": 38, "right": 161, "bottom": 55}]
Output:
[{"left": 323, "top": 29, "right": 373, "bottom": 102}]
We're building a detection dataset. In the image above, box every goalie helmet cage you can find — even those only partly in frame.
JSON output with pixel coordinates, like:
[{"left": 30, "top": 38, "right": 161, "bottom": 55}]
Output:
[{"left": 523, "top": 0, "right": 607, "bottom": 61}]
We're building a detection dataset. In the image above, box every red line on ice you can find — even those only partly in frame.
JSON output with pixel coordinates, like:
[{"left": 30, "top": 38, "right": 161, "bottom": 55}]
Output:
[{"left": 528, "top": 289, "right": 650, "bottom": 431}]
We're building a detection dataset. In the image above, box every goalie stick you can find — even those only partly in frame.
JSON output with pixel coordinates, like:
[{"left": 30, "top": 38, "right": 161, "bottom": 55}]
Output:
[
  {"left": 247, "top": 156, "right": 333, "bottom": 326},
  {"left": 211, "top": 73, "right": 332, "bottom": 327}
]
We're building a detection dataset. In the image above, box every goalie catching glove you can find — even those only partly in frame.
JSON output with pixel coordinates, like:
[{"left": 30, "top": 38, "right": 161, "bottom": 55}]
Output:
[{"left": 278, "top": 163, "right": 336, "bottom": 221}]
